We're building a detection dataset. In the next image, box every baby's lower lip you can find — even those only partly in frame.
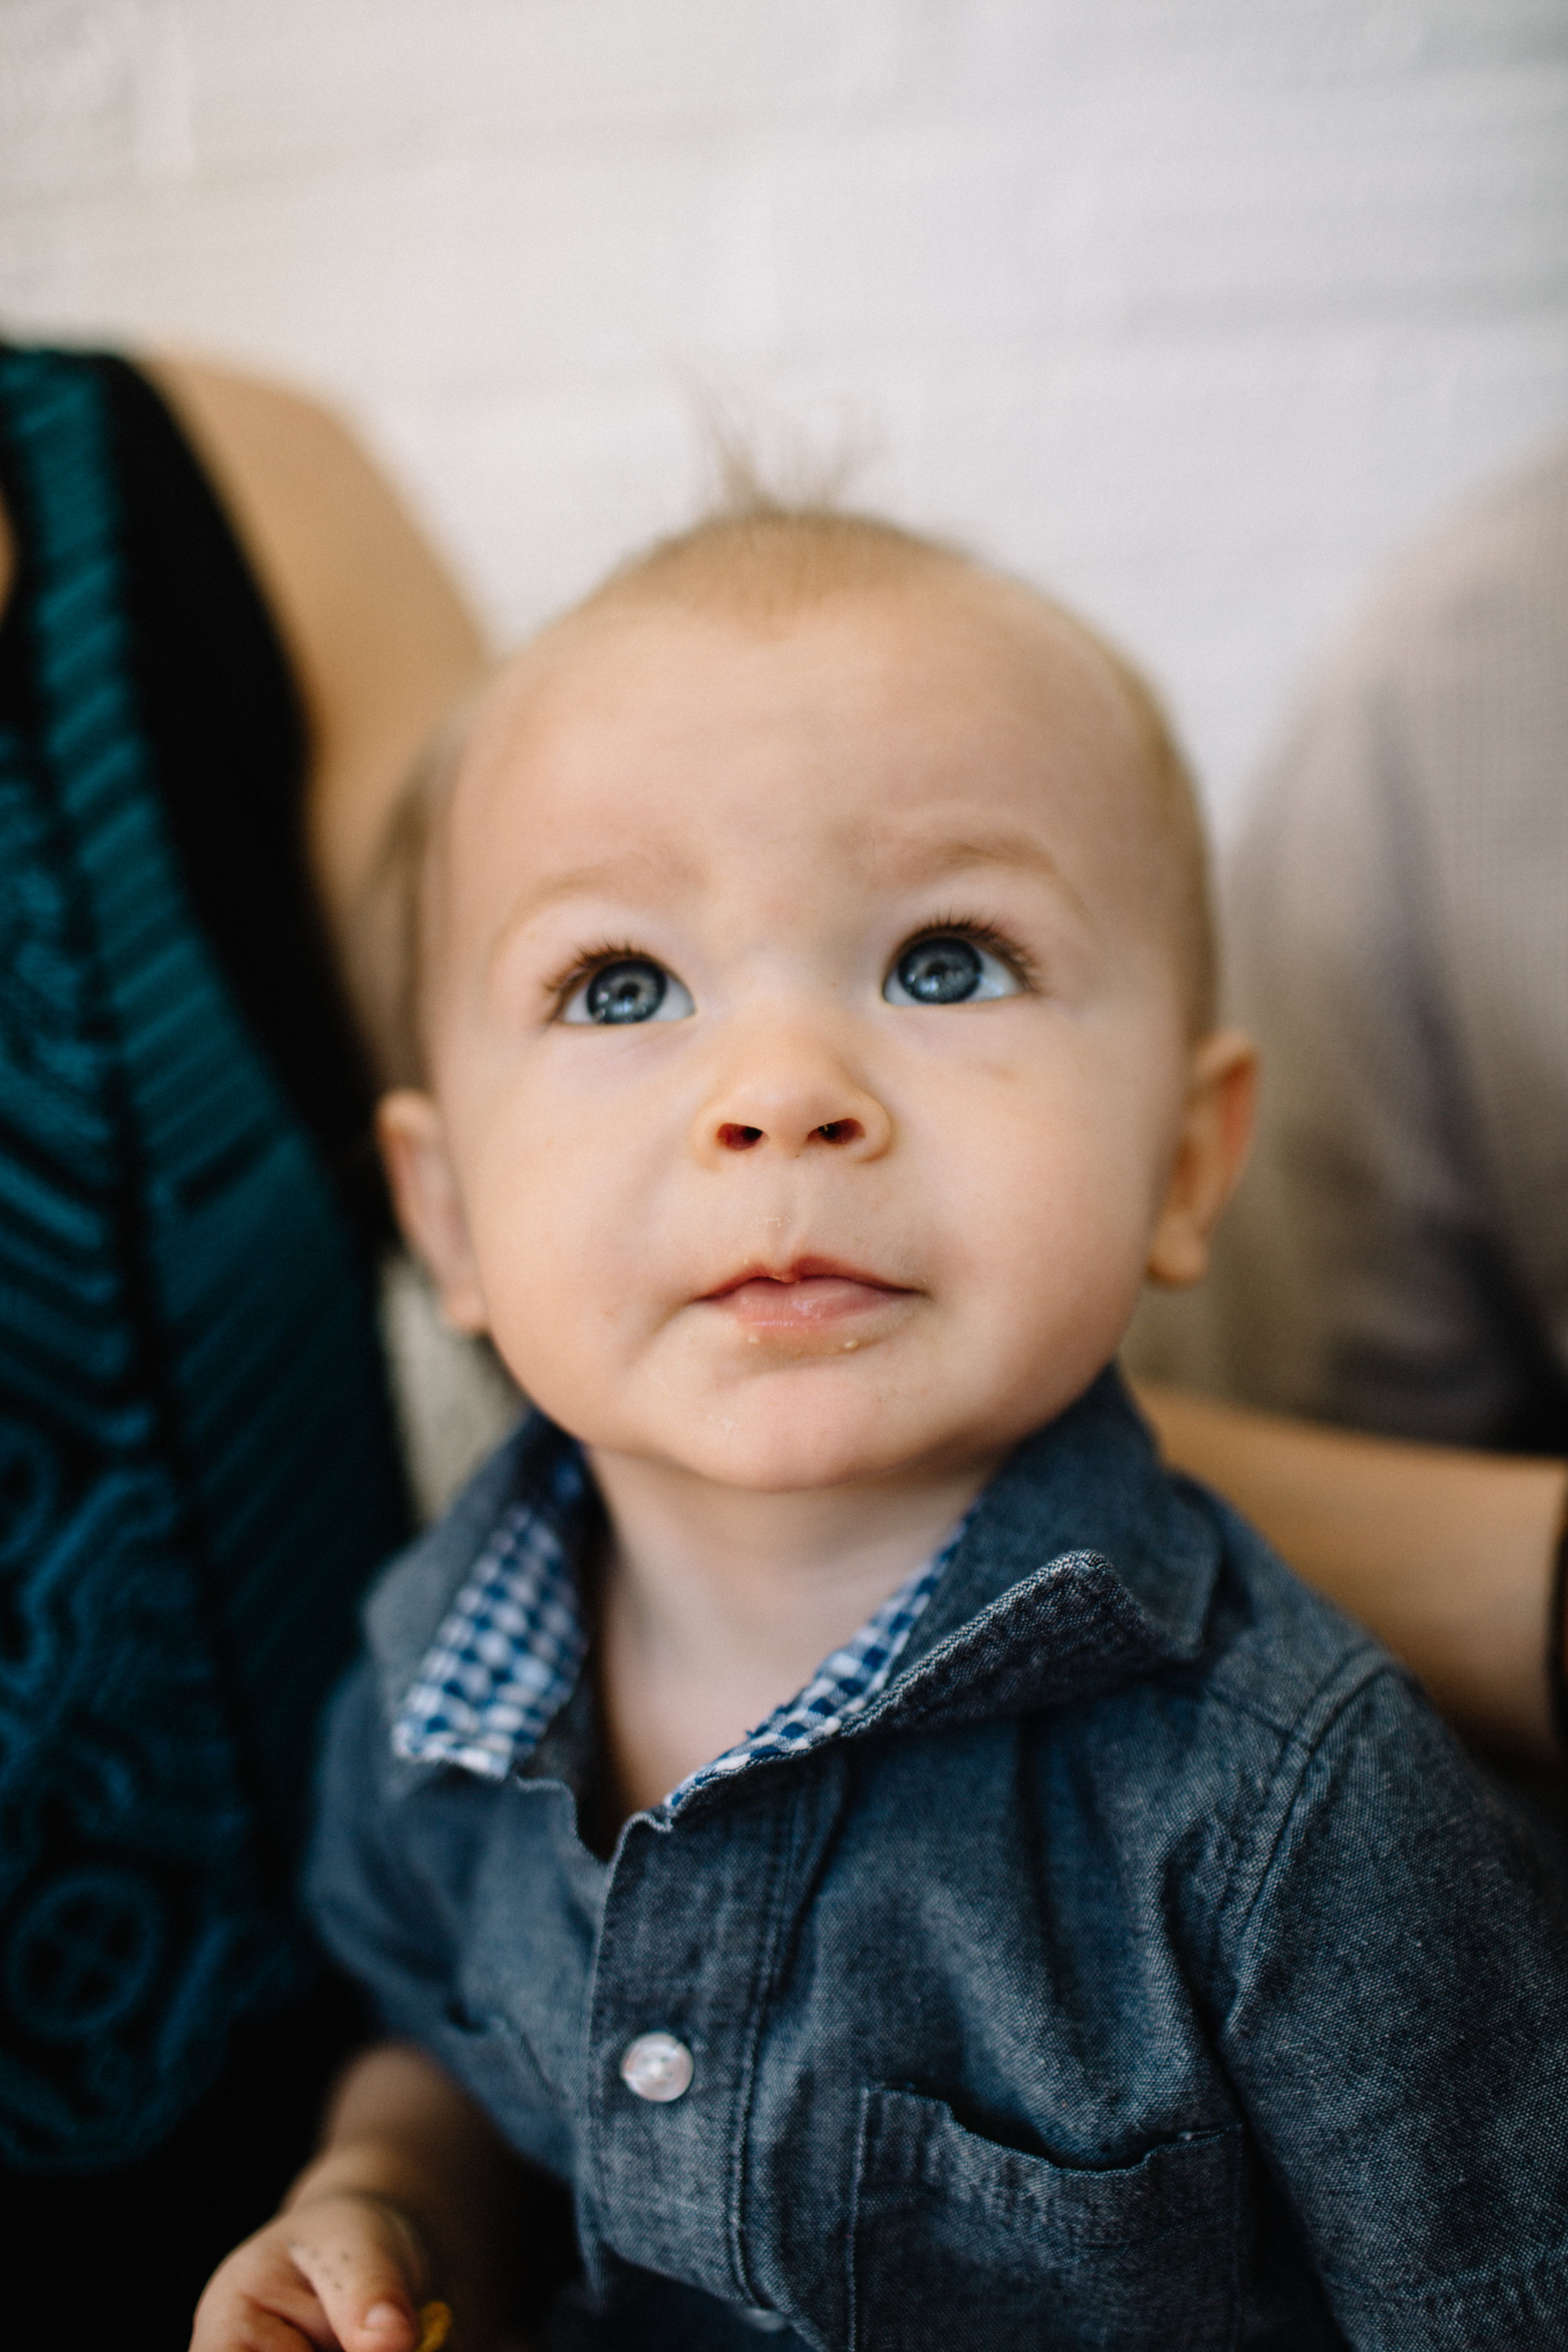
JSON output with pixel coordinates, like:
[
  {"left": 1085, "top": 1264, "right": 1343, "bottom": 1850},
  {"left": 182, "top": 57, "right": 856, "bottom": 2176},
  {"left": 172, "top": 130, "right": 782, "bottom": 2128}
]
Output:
[{"left": 706, "top": 1274, "right": 906, "bottom": 1332}]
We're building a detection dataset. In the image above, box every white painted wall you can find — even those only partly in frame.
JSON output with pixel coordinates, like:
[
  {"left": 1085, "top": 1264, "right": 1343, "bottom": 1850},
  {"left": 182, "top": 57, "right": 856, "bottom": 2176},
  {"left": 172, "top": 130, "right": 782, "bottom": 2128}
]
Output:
[{"left": 3, "top": 0, "right": 1566, "bottom": 830}]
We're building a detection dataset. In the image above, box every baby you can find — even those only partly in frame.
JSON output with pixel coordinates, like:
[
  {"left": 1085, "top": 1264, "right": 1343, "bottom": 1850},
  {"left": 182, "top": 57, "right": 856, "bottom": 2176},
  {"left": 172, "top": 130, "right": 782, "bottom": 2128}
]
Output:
[{"left": 197, "top": 506, "right": 1568, "bottom": 2351}]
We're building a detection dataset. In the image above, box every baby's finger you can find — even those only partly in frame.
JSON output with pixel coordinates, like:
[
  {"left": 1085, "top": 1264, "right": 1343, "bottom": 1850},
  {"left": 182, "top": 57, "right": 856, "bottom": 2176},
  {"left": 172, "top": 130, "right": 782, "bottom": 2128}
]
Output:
[
  {"left": 194, "top": 2303, "right": 322, "bottom": 2352},
  {"left": 190, "top": 2231, "right": 336, "bottom": 2352},
  {"left": 284, "top": 2200, "right": 428, "bottom": 2352}
]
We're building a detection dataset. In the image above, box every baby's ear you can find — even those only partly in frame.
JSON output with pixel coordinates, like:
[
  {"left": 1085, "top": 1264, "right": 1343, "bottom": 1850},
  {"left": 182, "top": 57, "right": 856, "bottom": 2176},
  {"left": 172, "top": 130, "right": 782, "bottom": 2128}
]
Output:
[
  {"left": 1145, "top": 1030, "right": 1257, "bottom": 1289},
  {"left": 376, "top": 1089, "right": 490, "bottom": 1334}
]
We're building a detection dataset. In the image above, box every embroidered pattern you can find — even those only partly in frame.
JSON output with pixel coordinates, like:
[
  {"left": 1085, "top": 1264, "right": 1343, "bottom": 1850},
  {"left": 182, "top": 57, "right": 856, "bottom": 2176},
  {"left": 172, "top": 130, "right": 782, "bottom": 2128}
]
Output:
[{"left": 394, "top": 1439, "right": 959, "bottom": 1809}]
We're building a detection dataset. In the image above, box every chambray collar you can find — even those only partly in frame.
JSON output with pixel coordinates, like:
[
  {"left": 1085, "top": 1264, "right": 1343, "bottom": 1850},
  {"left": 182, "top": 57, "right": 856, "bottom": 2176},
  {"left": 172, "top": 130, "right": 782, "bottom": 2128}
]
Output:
[
  {"left": 391, "top": 1434, "right": 961, "bottom": 1808},
  {"left": 368, "top": 1369, "right": 1222, "bottom": 1793}
]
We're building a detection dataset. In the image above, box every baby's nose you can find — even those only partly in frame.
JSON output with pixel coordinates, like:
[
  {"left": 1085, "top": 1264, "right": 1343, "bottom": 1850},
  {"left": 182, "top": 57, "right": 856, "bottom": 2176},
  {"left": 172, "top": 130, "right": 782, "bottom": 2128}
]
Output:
[
  {"left": 716, "top": 1116, "right": 864, "bottom": 1153},
  {"left": 695, "top": 1040, "right": 892, "bottom": 1163}
]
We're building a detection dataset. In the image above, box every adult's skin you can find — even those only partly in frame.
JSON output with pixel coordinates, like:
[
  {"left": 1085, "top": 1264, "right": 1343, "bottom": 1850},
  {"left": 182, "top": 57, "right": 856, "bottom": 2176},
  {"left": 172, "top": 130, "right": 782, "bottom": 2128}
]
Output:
[
  {"left": 1138, "top": 1382, "right": 1567, "bottom": 1762},
  {"left": 0, "top": 351, "right": 487, "bottom": 1030}
]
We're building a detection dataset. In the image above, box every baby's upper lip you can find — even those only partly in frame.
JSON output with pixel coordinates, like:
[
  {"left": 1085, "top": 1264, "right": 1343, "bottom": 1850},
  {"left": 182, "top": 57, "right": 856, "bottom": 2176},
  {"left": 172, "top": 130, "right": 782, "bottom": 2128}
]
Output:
[{"left": 699, "top": 1256, "right": 911, "bottom": 1300}]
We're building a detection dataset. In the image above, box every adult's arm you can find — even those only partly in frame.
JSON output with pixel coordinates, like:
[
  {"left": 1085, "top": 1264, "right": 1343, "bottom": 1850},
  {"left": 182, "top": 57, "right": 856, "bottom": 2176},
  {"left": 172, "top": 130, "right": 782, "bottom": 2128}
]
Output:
[
  {"left": 142, "top": 355, "right": 489, "bottom": 1064},
  {"left": 1140, "top": 1380, "right": 1566, "bottom": 1760}
]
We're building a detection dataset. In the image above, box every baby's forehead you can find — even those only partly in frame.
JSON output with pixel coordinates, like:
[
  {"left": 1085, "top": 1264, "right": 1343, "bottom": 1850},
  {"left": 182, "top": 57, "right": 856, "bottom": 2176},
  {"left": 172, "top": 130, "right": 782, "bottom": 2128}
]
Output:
[{"left": 459, "top": 573, "right": 1145, "bottom": 816}]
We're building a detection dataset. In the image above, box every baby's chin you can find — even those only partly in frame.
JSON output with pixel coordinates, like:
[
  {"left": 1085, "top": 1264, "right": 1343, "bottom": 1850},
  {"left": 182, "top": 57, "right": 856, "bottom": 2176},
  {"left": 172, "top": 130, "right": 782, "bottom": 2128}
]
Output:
[{"left": 568, "top": 1384, "right": 1019, "bottom": 1498}]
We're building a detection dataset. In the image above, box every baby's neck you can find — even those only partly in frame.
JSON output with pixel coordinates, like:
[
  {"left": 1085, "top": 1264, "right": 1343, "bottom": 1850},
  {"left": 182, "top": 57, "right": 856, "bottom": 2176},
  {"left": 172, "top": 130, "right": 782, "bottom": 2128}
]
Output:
[{"left": 586, "top": 1449, "right": 993, "bottom": 1822}]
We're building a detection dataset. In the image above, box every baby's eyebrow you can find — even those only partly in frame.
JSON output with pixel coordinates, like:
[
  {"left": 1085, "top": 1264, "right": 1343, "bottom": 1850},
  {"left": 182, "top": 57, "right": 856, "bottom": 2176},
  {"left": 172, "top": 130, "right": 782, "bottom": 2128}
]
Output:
[
  {"left": 487, "top": 849, "right": 697, "bottom": 960},
  {"left": 872, "top": 829, "right": 1093, "bottom": 920}
]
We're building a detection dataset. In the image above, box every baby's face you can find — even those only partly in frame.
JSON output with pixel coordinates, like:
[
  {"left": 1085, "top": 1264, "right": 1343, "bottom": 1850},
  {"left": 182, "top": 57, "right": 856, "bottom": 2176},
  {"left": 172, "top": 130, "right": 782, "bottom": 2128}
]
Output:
[{"left": 387, "top": 581, "right": 1242, "bottom": 1495}]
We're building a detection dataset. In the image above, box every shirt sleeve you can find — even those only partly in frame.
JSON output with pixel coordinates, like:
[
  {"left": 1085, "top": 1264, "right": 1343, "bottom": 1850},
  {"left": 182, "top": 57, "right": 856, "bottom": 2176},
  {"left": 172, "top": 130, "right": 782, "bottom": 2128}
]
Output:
[
  {"left": 1219, "top": 1665, "right": 1568, "bottom": 2346},
  {"left": 307, "top": 1658, "right": 464, "bottom": 2033}
]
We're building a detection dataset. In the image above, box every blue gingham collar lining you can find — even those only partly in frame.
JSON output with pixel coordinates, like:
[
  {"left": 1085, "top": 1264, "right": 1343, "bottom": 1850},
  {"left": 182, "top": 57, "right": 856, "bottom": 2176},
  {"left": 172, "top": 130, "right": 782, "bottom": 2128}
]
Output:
[{"left": 391, "top": 1438, "right": 961, "bottom": 1810}]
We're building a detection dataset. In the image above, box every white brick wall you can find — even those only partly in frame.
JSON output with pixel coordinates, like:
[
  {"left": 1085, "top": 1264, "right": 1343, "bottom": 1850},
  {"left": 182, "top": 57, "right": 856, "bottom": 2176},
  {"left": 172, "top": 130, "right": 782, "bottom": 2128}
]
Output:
[{"left": 3, "top": 0, "right": 1566, "bottom": 829}]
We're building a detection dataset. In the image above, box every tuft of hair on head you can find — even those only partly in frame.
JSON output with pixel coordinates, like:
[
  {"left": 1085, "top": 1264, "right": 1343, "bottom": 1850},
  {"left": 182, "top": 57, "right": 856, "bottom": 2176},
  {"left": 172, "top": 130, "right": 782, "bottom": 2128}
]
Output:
[{"left": 580, "top": 438, "right": 967, "bottom": 627}]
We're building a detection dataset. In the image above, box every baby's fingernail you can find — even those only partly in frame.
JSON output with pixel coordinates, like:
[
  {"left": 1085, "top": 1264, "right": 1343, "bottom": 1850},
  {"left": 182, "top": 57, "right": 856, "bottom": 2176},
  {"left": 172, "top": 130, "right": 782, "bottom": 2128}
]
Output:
[{"left": 363, "top": 2304, "right": 406, "bottom": 2333}]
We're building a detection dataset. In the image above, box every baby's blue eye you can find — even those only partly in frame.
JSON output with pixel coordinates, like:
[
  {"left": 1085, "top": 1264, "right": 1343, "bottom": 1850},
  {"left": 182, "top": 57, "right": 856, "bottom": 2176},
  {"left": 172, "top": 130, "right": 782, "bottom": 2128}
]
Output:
[
  {"left": 884, "top": 933, "right": 1022, "bottom": 1007},
  {"left": 561, "top": 956, "right": 695, "bottom": 1026}
]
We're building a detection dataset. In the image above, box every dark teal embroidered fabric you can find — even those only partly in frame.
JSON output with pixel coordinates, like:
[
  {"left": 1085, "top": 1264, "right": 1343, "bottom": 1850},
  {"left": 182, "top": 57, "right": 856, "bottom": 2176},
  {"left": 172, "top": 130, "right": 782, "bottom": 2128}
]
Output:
[{"left": 0, "top": 348, "right": 407, "bottom": 2172}]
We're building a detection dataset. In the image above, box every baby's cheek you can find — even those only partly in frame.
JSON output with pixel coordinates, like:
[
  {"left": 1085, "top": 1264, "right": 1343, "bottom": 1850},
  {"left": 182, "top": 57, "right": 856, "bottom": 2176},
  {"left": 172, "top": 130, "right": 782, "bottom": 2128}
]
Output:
[
  {"left": 964, "top": 1135, "right": 1153, "bottom": 1353},
  {"left": 472, "top": 1186, "right": 647, "bottom": 1422}
]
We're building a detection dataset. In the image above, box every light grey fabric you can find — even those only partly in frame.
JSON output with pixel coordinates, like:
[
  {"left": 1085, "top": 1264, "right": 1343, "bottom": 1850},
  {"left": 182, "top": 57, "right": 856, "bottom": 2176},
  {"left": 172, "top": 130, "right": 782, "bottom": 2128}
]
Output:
[
  {"left": 1131, "top": 442, "right": 1568, "bottom": 1447},
  {"left": 379, "top": 1250, "right": 525, "bottom": 1522}
]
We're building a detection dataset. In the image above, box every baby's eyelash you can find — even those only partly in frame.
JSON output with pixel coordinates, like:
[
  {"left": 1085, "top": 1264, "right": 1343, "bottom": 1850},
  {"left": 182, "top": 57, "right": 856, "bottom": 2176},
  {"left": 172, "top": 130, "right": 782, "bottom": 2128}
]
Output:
[
  {"left": 544, "top": 919, "right": 1034, "bottom": 1009},
  {"left": 911, "top": 914, "right": 1037, "bottom": 989},
  {"left": 543, "top": 940, "right": 655, "bottom": 1012}
]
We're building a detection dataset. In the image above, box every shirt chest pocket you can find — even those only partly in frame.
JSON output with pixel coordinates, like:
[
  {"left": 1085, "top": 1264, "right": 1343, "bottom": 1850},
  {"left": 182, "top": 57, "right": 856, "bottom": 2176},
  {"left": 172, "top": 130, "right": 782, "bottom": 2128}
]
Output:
[{"left": 847, "top": 2087, "right": 1240, "bottom": 2352}]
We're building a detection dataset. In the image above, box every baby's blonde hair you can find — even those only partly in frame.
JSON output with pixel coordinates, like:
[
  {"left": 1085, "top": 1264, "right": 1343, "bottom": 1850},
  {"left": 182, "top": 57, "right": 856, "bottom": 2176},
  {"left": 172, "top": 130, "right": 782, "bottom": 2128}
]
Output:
[{"left": 360, "top": 492, "right": 1216, "bottom": 1086}]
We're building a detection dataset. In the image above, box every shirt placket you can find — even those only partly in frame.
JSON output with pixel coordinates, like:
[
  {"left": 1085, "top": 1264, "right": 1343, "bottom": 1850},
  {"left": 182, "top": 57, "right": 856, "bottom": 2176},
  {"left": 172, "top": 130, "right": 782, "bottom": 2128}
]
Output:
[{"left": 579, "top": 1778, "right": 798, "bottom": 2312}]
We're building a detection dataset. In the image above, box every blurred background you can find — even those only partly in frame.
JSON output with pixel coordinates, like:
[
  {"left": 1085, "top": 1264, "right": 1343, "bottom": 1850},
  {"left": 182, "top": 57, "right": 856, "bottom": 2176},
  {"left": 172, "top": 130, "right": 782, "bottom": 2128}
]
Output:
[{"left": 2, "top": 0, "right": 1565, "bottom": 834}]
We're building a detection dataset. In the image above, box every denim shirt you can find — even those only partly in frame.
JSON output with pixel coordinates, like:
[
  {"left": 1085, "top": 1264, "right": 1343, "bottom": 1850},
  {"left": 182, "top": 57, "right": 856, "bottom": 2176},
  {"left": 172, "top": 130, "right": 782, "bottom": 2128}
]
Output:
[{"left": 310, "top": 1370, "right": 1568, "bottom": 2351}]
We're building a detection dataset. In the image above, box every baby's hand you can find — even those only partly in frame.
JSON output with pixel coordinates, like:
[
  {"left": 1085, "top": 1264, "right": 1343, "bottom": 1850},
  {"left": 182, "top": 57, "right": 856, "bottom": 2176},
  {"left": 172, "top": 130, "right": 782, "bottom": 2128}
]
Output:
[{"left": 190, "top": 2188, "right": 444, "bottom": 2352}]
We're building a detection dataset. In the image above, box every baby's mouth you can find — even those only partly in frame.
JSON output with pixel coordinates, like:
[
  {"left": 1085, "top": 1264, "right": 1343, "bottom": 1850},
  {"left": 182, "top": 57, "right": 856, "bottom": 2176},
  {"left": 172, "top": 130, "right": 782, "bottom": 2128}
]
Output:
[{"left": 700, "top": 1259, "right": 914, "bottom": 1337}]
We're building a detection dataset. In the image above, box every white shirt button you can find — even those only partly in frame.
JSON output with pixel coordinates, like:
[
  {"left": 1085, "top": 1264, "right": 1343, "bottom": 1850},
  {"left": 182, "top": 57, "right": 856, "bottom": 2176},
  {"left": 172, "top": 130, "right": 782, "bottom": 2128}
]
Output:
[{"left": 619, "top": 2030, "right": 694, "bottom": 2102}]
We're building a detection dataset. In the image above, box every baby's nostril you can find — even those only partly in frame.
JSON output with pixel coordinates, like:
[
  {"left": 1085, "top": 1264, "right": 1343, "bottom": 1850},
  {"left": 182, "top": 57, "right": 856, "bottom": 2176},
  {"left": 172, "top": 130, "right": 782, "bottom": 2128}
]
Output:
[
  {"left": 813, "top": 1120, "right": 863, "bottom": 1146},
  {"left": 718, "top": 1123, "right": 764, "bottom": 1152}
]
